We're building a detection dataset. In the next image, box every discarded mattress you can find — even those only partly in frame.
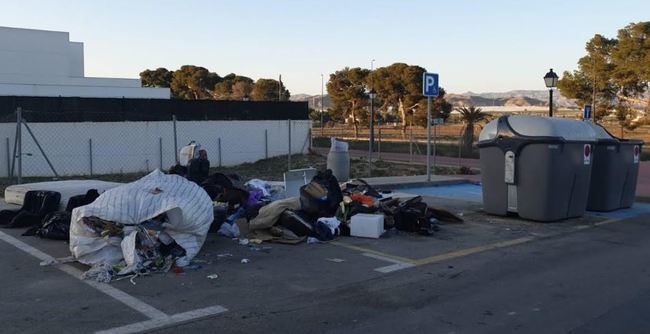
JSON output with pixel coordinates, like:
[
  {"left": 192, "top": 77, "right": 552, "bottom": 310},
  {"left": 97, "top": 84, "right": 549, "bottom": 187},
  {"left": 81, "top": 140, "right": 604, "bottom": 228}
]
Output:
[
  {"left": 69, "top": 170, "right": 214, "bottom": 267},
  {"left": 4, "top": 180, "right": 122, "bottom": 211}
]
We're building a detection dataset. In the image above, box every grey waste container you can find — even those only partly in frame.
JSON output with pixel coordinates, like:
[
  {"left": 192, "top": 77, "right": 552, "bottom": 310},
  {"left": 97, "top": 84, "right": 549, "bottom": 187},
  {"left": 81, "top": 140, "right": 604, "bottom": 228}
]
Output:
[
  {"left": 327, "top": 138, "right": 350, "bottom": 182},
  {"left": 585, "top": 122, "right": 643, "bottom": 211},
  {"left": 477, "top": 116, "right": 596, "bottom": 222}
]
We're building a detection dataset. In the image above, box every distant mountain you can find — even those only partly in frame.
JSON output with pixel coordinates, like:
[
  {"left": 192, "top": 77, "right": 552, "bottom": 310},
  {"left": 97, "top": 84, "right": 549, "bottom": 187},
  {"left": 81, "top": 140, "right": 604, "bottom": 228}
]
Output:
[
  {"left": 448, "top": 90, "right": 577, "bottom": 108},
  {"left": 292, "top": 90, "right": 578, "bottom": 109},
  {"left": 290, "top": 94, "right": 331, "bottom": 109}
]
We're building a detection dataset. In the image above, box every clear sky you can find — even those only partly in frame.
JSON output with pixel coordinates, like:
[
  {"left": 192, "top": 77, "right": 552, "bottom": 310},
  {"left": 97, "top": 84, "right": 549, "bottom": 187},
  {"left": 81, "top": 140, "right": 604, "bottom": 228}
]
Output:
[{"left": 1, "top": 0, "right": 648, "bottom": 95}]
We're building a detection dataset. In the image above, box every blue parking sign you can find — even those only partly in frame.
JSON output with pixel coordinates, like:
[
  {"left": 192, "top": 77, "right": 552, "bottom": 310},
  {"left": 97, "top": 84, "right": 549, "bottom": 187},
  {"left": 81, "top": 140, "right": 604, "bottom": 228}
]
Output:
[{"left": 423, "top": 72, "right": 439, "bottom": 97}]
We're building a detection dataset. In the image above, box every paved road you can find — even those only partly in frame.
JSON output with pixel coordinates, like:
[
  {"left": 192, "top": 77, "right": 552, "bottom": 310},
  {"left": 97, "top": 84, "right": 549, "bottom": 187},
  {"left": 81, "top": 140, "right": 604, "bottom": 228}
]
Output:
[{"left": 156, "top": 213, "right": 650, "bottom": 334}]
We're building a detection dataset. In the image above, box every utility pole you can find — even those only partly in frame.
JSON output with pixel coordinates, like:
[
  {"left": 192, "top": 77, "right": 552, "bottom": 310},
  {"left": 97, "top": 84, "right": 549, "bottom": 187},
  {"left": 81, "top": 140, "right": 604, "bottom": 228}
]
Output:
[
  {"left": 279, "top": 74, "right": 282, "bottom": 101},
  {"left": 321, "top": 74, "right": 324, "bottom": 135}
]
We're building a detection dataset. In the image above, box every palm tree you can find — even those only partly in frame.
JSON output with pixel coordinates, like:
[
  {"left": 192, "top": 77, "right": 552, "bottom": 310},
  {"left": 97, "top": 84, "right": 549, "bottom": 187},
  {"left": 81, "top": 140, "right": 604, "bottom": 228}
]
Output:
[{"left": 457, "top": 106, "right": 490, "bottom": 151}]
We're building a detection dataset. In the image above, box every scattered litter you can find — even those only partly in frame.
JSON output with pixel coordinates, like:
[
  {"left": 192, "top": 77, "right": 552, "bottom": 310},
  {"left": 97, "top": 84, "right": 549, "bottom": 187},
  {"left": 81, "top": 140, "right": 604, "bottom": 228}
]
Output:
[
  {"left": 326, "top": 258, "right": 345, "bottom": 263},
  {"left": 184, "top": 264, "right": 202, "bottom": 270},
  {"left": 39, "top": 256, "right": 75, "bottom": 267},
  {"left": 249, "top": 246, "right": 272, "bottom": 253},
  {"left": 217, "top": 253, "right": 233, "bottom": 258},
  {"left": 507, "top": 311, "right": 517, "bottom": 316},
  {"left": 238, "top": 238, "right": 250, "bottom": 246},
  {"left": 81, "top": 262, "right": 113, "bottom": 283},
  {"left": 241, "top": 258, "right": 250, "bottom": 264},
  {"left": 172, "top": 267, "right": 185, "bottom": 274},
  {"left": 218, "top": 222, "right": 240, "bottom": 238},
  {"left": 307, "top": 237, "right": 320, "bottom": 244},
  {"left": 207, "top": 274, "right": 219, "bottom": 279},
  {"left": 248, "top": 239, "right": 263, "bottom": 245}
]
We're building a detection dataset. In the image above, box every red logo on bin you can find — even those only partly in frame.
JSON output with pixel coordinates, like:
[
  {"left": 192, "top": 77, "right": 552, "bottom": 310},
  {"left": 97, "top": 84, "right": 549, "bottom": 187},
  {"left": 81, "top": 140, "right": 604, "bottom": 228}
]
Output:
[
  {"left": 584, "top": 145, "right": 591, "bottom": 157},
  {"left": 635, "top": 145, "right": 640, "bottom": 157},
  {"left": 583, "top": 144, "right": 591, "bottom": 165}
]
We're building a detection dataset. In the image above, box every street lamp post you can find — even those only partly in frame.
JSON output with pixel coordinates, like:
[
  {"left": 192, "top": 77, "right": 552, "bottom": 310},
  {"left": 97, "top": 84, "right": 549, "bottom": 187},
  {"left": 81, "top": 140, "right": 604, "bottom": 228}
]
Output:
[
  {"left": 368, "top": 89, "right": 376, "bottom": 176},
  {"left": 544, "top": 68, "right": 559, "bottom": 117}
]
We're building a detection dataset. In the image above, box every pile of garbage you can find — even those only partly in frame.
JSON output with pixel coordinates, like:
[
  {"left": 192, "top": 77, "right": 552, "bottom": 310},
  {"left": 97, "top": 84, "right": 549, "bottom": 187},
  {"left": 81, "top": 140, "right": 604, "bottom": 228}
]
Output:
[
  {"left": 69, "top": 170, "right": 214, "bottom": 282},
  {"left": 214, "top": 169, "right": 463, "bottom": 244},
  {"left": 3, "top": 139, "right": 463, "bottom": 284}
]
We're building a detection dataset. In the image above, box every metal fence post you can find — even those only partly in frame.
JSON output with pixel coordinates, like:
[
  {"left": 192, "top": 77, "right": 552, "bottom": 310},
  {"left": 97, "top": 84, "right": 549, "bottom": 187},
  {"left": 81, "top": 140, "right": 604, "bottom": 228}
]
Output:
[
  {"left": 16, "top": 107, "right": 22, "bottom": 184},
  {"left": 218, "top": 137, "right": 222, "bottom": 167},
  {"left": 172, "top": 114, "right": 178, "bottom": 164},
  {"left": 458, "top": 127, "right": 464, "bottom": 170},
  {"left": 22, "top": 120, "right": 58, "bottom": 178},
  {"left": 5, "top": 137, "right": 9, "bottom": 177},
  {"left": 308, "top": 127, "right": 312, "bottom": 150},
  {"left": 89, "top": 138, "right": 93, "bottom": 176},
  {"left": 264, "top": 129, "right": 268, "bottom": 159},
  {"left": 287, "top": 119, "right": 292, "bottom": 170},
  {"left": 378, "top": 125, "right": 382, "bottom": 160},
  {"left": 159, "top": 137, "right": 163, "bottom": 170}
]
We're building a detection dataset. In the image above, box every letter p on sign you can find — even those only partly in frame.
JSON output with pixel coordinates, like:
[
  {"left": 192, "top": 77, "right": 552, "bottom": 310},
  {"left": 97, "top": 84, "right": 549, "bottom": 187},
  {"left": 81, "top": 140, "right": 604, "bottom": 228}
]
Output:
[{"left": 423, "top": 72, "right": 439, "bottom": 97}]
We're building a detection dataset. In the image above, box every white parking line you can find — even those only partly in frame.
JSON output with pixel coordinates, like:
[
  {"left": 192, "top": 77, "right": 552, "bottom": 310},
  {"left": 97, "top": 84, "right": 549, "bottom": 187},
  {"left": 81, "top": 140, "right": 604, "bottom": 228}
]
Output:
[
  {"left": 362, "top": 252, "right": 416, "bottom": 273},
  {"left": 0, "top": 230, "right": 228, "bottom": 333},
  {"left": 0, "top": 230, "right": 168, "bottom": 319},
  {"left": 96, "top": 305, "right": 228, "bottom": 334}
]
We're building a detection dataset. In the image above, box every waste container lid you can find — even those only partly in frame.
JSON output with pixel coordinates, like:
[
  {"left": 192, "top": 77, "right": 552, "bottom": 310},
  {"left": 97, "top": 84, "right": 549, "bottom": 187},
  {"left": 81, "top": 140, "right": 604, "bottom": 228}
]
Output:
[
  {"left": 479, "top": 116, "right": 596, "bottom": 142},
  {"left": 584, "top": 121, "right": 615, "bottom": 140}
]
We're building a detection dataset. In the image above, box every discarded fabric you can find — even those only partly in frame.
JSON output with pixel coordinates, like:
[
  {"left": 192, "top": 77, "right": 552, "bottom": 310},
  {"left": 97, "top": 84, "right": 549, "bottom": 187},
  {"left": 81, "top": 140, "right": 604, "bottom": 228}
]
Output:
[{"left": 70, "top": 170, "right": 214, "bottom": 281}]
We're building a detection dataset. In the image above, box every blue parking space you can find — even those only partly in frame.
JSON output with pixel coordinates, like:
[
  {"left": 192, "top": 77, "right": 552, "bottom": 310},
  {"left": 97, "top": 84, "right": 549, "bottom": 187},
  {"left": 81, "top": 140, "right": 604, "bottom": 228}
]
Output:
[
  {"left": 401, "top": 183, "right": 483, "bottom": 203},
  {"left": 401, "top": 183, "right": 650, "bottom": 219}
]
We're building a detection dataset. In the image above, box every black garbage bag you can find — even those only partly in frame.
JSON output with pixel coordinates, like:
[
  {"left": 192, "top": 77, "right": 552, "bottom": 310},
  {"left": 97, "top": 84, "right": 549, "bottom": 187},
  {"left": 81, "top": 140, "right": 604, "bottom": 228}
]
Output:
[
  {"left": 0, "top": 190, "right": 61, "bottom": 228},
  {"left": 300, "top": 169, "right": 343, "bottom": 217},
  {"left": 392, "top": 196, "right": 437, "bottom": 235},
  {"left": 23, "top": 211, "right": 72, "bottom": 240},
  {"left": 279, "top": 209, "right": 315, "bottom": 237},
  {"left": 65, "top": 189, "right": 100, "bottom": 212},
  {"left": 344, "top": 179, "right": 382, "bottom": 198}
]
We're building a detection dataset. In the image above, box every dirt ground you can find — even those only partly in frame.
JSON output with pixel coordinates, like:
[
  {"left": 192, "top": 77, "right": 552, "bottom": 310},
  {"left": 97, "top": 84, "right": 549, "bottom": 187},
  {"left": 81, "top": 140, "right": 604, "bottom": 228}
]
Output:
[{"left": 0, "top": 153, "right": 465, "bottom": 194}]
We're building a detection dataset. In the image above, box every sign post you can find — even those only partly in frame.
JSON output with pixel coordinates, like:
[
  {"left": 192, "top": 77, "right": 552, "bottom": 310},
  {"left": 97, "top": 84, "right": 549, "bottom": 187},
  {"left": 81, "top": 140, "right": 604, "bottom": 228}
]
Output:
[
  {"left": 423, "top": 72, "right": 439, "bottom": 181},
  {"left": 432, "top": 117, "right": 444, "bottom": 172},
  {"left": 583, "top": 104, "right": 592, "bottom": 121}
]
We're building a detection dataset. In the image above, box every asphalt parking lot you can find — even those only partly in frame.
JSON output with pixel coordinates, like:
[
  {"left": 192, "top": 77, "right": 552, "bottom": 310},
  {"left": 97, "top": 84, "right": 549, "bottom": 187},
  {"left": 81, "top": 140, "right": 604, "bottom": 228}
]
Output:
[{"left": 2, "top": 194, "right": 650, "bottom": 334}]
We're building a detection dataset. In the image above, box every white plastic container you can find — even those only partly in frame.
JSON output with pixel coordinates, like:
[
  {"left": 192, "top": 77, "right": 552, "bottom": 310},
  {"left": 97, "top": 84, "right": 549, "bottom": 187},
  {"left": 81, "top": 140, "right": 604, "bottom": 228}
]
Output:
[
  {"left": 350, "top": 214, "right": 384, "bottom": 239},
  {"left": 179, "top": 142, "right": 201, "bottom": 166},
  {"left": 283, "top": 168, "right": 318, "bottom": 198}
]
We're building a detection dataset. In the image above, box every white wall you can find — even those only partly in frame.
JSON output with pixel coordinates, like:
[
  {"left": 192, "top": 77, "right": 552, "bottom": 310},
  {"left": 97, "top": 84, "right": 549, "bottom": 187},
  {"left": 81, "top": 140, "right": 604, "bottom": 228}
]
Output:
[{"left": 0, "top": 120, "right": 312, "bottom": 177}]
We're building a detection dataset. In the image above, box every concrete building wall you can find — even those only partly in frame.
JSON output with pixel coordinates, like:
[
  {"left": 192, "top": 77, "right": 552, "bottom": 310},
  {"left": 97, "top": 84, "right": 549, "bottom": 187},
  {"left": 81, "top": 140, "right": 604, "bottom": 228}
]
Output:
[
  {"left": 0, "top": 26, "right": 169, "bottom": 99},
  {"left": 0, "top": 120, "right": 311, "bottom": 177}
]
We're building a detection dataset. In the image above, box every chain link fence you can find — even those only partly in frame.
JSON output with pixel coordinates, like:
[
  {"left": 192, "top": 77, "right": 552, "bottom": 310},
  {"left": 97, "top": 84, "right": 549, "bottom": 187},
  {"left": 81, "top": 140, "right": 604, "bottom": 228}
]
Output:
[
  {"left": 312, "top": 121, "right": 480, "bottom": 177},
  {"left": 1, "top": 107, "right": 311, "bottom": 185}
]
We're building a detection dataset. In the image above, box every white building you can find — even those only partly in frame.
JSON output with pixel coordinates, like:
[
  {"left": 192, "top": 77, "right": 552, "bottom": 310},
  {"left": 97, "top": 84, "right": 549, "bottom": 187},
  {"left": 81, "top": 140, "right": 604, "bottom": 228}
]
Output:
[{"left": 0, "top": 26, "right": 169, "bottom": 99}]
